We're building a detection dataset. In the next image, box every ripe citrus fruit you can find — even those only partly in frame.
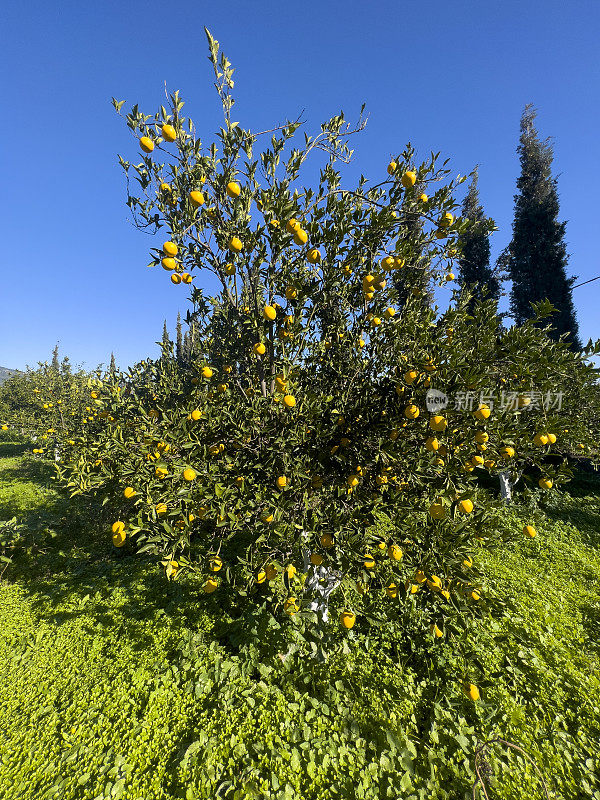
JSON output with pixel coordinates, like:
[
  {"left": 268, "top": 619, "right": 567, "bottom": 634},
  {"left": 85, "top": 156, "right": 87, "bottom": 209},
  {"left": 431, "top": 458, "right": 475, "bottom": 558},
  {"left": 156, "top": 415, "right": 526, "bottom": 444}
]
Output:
[
  {"left": 307, "top": 248, "right": 321, "bottom": 264},
  {"left": 263, "top": 305, "right": 277, "bottom": 321},
  {"left": 253, "top": 342, "right": 266, "bottom": 355},
  {"left": 189, "top": 190, "right": 205, "bottom": 207},
  {"left": 523, "top": 524, "right": 537, "bottom": 537},
  {"left": 161, "top": 124, "right": 177, "bottom": 142},
  {"left": 226, "top": 181, "right": 241, "bottom": 198},
  {"left": 209, "top": 556, "right": 223, "bottom": 572},
  {"left": 293, "top": 228, "right": 308, "bottom": 245},
  {"left": 388, "top": 544, "right": 403, "bottom": 561},
  {"left": 401, "top": 170, "right": 416, "bottom": 188},
  {"left": 229, "top": 237, "right": 243, "bottom": 253},
  {"left": 140, "top": 136, "right": 154, "bottom": 153},
  {"left": 276, "top": 475, "right": 287, "bottom": 489},
  {"left": 163, "top": 241, "right": 178, "bottom": 256},
  {"left": 202, "top": 366, "right": 213, "bottom": 379},
  {"left": 404, "top": 404, "right": 419, "bottom": 420},
  {"left": 463, "top": 683, "right": 480, "bottom": 701},
  {"left": 340, "top": 610, "right": 356, "bottom": 629},
  {"left": 283, "top": 395, "right": 296, "bottom": 408},
  {"left": 123, "top": 487, "right": 136, "bottom": 499},
  {"left": 458, "top": 499, "right": 474, "bottom": 514},
  {"left": 474, "top": 405, "right": 491, "bottom": 420},
  {"left": 429, "top": 415, "right": 447, "bottom": 432},
  {"left": 183, "top": 468, "right": 196, "bottom": 482}
]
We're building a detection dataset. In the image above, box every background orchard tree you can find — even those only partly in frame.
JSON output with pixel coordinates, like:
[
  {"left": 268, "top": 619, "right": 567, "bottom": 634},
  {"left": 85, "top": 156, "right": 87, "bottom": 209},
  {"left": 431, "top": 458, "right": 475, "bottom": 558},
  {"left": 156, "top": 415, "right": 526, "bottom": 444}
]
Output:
[{"left": 51, "top": 29, "right": 600, "bottom": 658}]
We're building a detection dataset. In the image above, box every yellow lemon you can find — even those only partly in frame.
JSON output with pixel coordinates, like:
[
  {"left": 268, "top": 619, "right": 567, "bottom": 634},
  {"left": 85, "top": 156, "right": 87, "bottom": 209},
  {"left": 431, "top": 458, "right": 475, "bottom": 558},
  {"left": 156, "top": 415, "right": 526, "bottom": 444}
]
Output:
[
  {"left": 388, "top": 544, "right": 403, "bottom": 561},
  {"left": 401, "top": 170, "right": 417, "bottom": 188},
  {"left": 463, "top": 683, "right": 480, "bottom": 701},
  {"left": 263, "top": 305, "right": 277, "bottom": 321},
  {"left": 229, "top": 236, "right": 243, "bottom": 253},
  {"left": 523, "top": 524, "right": 537, "bottom": 538},
  {"left": 190, "top": 190, "right": 205, "bottom": 207},
  {"left": 253, "top": 342, "right": 266, "bottom": 355},
  {"left": 140, "top": 136, "right": 154, "bottom": 153},
  {"left": 340, "top": 610, "right": 356, "bottom": 629},
  {"left": 386, "top": 583, "right": 398, "bottom": 598},
  {"left": 474, "top": 405, "right": 491, "bottom": 420},
  {"left": 163, "top": 241, "right": 178, "bottom": 257},
  {"left": 183, "top": 468, "right": 196, "bottom": 482},
  {"left": 307, "top": 248, "right": 321, "bottom": 264},
  {"left": 458, "top": 499, "right": 474, "bottom": 514},
  {"left": 209, "top": 556, "right": 223, "bottom": 572},
  {"left": 161, "top": 257, "right": 176, "bottom": 271},
  {"left": 293, "top": 228, "right": 308, "bottom": 245},
  {"left": 123, "top": 487, "right": 136, "bottom": 499},
  {"left": 429, "top": 415, "right": 448, "bottom": 432},
  {"left": 202, "top": 366, "right": 213, "bottom": 379},
  {"left": 538, "top": 478, "right": 553, "bottom": 490},
  {"left": 161, "top": 124, "right": 177, "bottom": 142},
  {"left": 283, "top": 395, "right": 296, "bottom": 408},
  {"left": 404, "top": 404, "right": 419, "bottom": 420},
  {"left": 204, "top": 578, "right": 218, "bottom": 594},
  {"left": 430, "top": 623, "right": 443, "bottom": 638},
  {"left": 387, "top": 161, "right": 397, "bottom": 175},
  {"left": 364, "top": 553, "right": 376, "bottom": 569},
  {"left": 226, "top": 181, "right": 241, "bottom": 198},
  {"left": 276, "top": 475, "right": 287, "bottom": 489},
  {"left": 112, "top": 529, "right": 126, "bottom": 547}
]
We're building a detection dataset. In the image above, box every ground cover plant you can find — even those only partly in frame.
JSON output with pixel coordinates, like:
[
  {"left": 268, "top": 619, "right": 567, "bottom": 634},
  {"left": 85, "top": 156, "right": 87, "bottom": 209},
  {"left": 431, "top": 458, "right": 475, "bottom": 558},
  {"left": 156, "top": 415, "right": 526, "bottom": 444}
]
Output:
[{"left": 1, "top": 431, "right": 599, "bottom": 799}]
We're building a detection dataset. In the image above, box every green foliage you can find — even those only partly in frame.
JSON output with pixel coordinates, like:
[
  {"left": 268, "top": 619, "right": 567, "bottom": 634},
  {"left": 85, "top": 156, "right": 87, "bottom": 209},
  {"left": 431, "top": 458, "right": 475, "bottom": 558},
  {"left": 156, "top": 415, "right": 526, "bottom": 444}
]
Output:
[{"left": 1, "top": 442, "right": 600, "bottom": 798}]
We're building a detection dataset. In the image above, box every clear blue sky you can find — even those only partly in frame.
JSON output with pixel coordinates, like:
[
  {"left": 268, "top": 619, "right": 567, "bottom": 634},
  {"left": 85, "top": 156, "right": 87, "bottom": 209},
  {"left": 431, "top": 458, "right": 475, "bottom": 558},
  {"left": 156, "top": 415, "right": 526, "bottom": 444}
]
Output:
[{"left": 2, "top": 0, "right": 599, "bottom": 372}]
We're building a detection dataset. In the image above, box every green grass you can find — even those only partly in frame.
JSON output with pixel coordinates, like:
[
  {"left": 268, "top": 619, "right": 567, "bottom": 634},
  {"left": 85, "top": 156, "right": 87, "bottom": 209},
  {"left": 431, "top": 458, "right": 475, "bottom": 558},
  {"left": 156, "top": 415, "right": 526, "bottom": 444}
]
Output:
[{"left": 0, "top": 433, "right": 599, "bottom": 799}]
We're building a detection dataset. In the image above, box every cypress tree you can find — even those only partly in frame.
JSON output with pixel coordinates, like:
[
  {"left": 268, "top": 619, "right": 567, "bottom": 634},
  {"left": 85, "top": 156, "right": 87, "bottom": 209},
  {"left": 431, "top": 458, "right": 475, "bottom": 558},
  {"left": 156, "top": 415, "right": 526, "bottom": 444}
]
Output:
[
  {"left": 161, "top": 320, "right": 170, "bottom": 348},
  {"left": 458, "top": 167, "right": 500, "bottom": 307},
  {"left": 504, "top": 105, "right": 581, "bottom": 348},
  {"left": 176, "top": 312, "right": 183, "bottom": 362},
  {"left": 51, "top": 344, "right": 60, "bottom": 372},
  {"left": 109, "top": 352, "right": 117, "bottom": 374}
]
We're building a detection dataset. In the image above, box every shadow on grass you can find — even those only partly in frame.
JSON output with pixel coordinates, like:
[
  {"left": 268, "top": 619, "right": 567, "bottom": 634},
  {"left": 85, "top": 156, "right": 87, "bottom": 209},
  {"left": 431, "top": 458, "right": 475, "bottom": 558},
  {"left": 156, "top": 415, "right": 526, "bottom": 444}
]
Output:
[
  {"left": 0, "top": 456, "right": 57, "bottom": 486},
  {"left": 0, "top": 441, "right": 30, "bottom": 460}
]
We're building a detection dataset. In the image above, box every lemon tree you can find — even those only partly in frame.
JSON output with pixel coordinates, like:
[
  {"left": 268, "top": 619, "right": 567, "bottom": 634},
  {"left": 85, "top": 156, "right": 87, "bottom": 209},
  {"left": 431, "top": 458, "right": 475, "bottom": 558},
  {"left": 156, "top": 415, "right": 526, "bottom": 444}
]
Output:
[{"left": 53, "top": 29, "right": 599, "bottom": 652}]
